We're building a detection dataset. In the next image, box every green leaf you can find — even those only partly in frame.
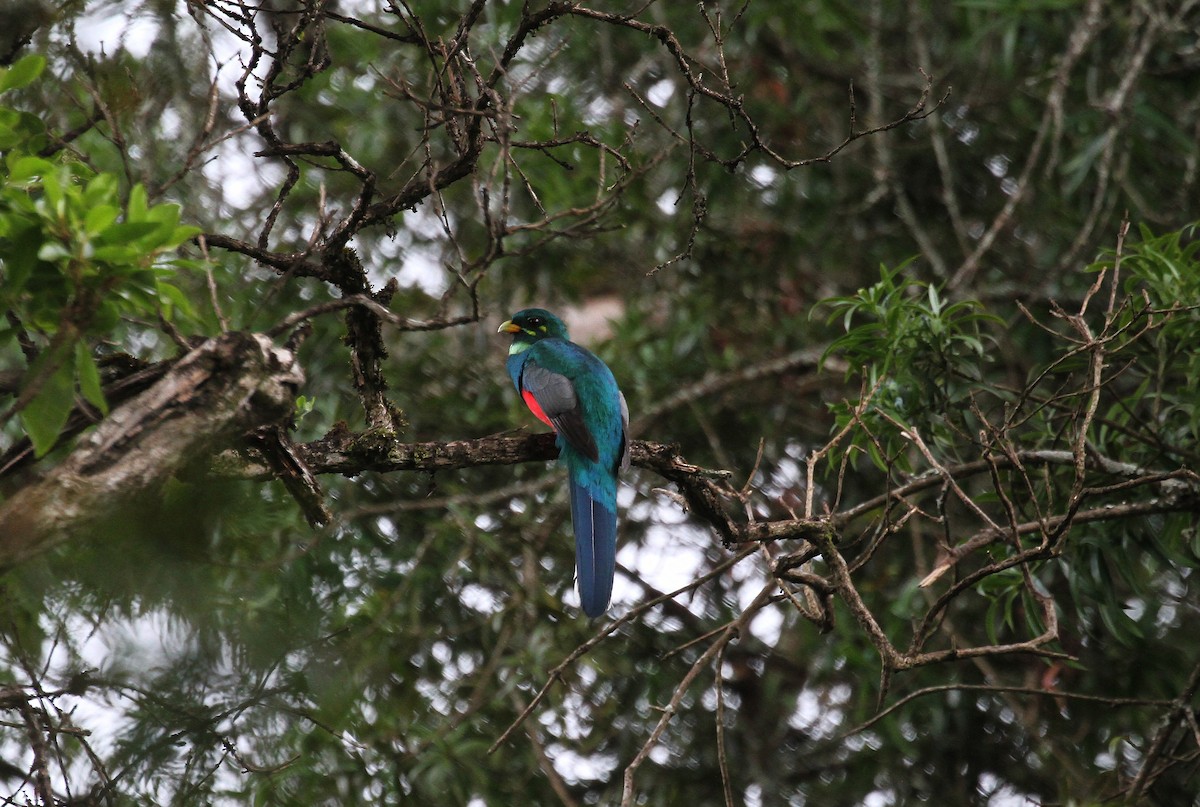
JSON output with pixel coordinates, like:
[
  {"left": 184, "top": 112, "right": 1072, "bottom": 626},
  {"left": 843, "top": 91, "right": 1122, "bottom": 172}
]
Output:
[
  {"left": 97, "top": 221, "right": 166, "bottom": 245},
  {"left": 39, "top": 169, "right": 65, "bottom": 217},
  {"left": 144, "top": 201, "right": 182, "bottom": 225},
  {"left": 156, "top": 280, "right": 196, "bottom": 320},
  {"left": 295, "top": 395, "right": 316, "bottom": 421},
  {"left": 127, "top": 184, "right": 149, "bottom": 221},
  {"left": 83, "top": 172, "right": 119, "bottom": 207},
  {"left": 75, "top": 341, "right": 108, "bottom": 414},
  {"left": 0, "top": 54, "right": 46, "bottom": 93},
  {"left": 20, "top": 350, "right": 76, "bottom": 457},
  {"left": 165, "top": 224, "right": 202, "bottom": 248},
  {"left": 6, "top": 155, "right": 53, "bottom": 182},
  {"left": 85, "top": 204, "right": 120, "bottom": 235},
  {"left": 90, "top": 244, "right": 140, "bottom": 263}
]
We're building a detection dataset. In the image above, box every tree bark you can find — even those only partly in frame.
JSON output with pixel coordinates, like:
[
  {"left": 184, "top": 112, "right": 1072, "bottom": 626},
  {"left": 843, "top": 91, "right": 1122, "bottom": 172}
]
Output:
[{"left": 0, "top": 333, "right": 303, "bottom": 570}]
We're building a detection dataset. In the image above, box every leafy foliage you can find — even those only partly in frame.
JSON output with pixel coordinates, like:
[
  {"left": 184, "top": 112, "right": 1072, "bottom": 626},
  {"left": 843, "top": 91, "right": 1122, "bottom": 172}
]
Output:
[
  {"left": 821, "top": 261, "right": 1001, "bottom": 469},
  {"left": 0, "top": 56, "right": 200, "bottom": 454}
]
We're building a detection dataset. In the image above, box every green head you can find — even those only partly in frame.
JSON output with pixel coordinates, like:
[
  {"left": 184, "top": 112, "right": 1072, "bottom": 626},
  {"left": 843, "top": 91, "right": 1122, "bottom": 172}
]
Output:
[{"left": 498, "top": 308, "right": 569, "bottom": 353}]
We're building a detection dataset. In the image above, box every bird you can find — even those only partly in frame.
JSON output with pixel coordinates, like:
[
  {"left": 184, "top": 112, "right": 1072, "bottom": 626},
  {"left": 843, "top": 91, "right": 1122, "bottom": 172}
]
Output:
[{"left": 498, "top": 308, "right": 629, "bottom": 617}]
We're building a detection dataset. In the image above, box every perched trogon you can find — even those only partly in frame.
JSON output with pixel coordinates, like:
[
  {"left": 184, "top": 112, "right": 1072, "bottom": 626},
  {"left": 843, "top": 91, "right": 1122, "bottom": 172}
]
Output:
[{"left": 498, "top": 308, "right": 629, "bottom": 617}]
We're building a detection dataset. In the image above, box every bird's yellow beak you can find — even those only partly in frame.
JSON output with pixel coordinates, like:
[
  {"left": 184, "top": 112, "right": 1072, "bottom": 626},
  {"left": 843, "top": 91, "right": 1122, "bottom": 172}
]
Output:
[{"left": 498, "top": 320, "right": 521, "bottom": 334}]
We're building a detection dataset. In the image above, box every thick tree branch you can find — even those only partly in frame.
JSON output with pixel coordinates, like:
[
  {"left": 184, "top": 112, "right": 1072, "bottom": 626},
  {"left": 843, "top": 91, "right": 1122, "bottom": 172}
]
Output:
[
  {"left": 236, "top": 429, "right": 727, "bottom": 483},
  {"left": 0, "top": 333, "right": 303, "bottom": 570}
]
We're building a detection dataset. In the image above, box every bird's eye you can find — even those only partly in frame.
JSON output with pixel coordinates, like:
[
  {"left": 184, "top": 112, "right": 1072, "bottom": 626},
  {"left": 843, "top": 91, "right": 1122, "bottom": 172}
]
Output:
[{"left": 529, "top": 317, "right": 543, "bottom": 327}]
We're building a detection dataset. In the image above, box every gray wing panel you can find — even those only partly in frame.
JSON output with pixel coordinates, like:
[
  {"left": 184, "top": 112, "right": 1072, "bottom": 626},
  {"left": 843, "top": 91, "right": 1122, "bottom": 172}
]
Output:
[{"left": 522, "top": 360, "right": 600, "bottom": 462}]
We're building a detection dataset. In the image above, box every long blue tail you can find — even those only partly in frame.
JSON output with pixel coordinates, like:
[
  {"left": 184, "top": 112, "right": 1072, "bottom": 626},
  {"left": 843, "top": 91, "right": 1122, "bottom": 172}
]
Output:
[{"left": 568, "top": 476, "right": 617, "bottom": 618}]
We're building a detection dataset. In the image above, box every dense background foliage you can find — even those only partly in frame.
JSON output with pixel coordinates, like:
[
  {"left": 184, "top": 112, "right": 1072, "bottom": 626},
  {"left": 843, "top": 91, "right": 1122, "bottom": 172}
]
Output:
[{"left": 2, "top": 1, "right": 1200, "bottom": 804}]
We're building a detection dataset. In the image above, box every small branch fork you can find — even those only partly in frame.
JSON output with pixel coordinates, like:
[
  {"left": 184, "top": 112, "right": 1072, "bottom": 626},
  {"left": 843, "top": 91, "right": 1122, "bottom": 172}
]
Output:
[{"left": 1, "top": 680, "right": 107, "bottom": 806}]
